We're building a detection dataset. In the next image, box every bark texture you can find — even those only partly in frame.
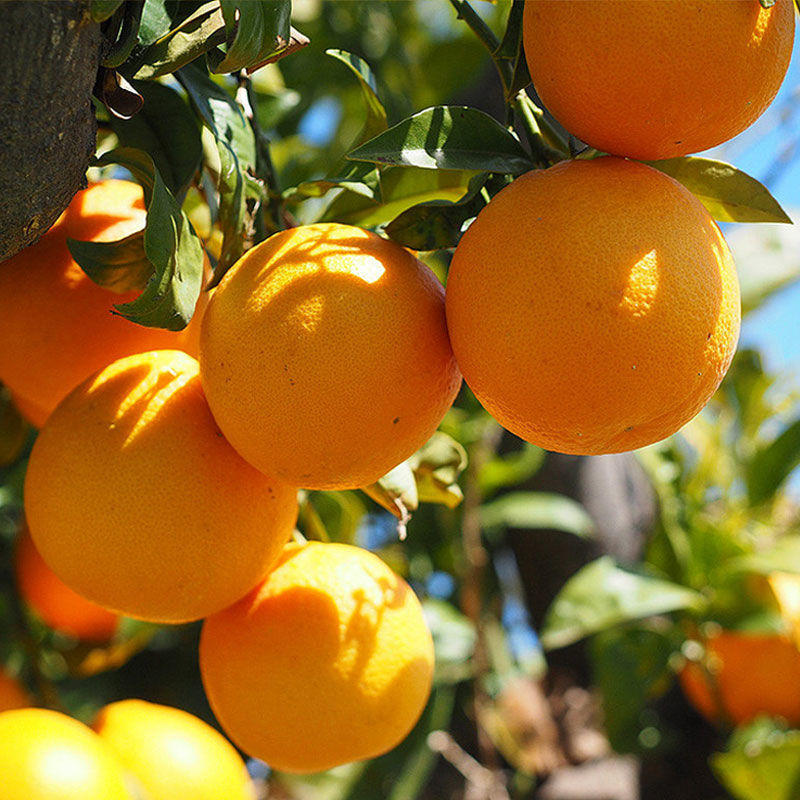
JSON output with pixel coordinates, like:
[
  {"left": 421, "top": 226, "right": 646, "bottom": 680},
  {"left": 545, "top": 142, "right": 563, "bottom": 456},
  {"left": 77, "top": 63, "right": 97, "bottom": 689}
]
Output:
[{"left": 0, "top": 1, "right": 102, "bottom": 262}]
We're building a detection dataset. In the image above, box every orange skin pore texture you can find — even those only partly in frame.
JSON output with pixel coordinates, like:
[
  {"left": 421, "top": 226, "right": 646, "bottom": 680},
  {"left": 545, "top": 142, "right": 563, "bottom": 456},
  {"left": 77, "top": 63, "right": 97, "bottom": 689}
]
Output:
[
  {"left": 445, "top": 157, "right": 741, "bottom": 455},
  {"left": 680, "top": 630, "right": 800, "bottom": 726},
  {"left": 199, "top": 223, "right": 461, "bottom": 490},
  {"left": 523, "top": 0, "right": 795, "bottom": 160},
  {"left": 200, "top": 542, "right": 435, "bottom": 774},
  {"left": 16, "top": 527, "right": 119, "bottom": 642},
  {"left": 0, "top": 708, "right": 133, "bottom": 800},
  {"left": 24, "top": 350, "right": 297, "bottom": 624},
  {"left": 0, "top": 180, "right": 206, "bottom": 421},
  {"left": 94, "top": 700, "right": 255, "bottom": 800}
]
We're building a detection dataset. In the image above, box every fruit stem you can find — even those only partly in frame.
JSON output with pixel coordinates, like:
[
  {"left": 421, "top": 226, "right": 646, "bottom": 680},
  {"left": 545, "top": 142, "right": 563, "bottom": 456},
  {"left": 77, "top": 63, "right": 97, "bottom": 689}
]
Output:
[{"left": 513, "top": 92, "right": 568, "bottom": 167}]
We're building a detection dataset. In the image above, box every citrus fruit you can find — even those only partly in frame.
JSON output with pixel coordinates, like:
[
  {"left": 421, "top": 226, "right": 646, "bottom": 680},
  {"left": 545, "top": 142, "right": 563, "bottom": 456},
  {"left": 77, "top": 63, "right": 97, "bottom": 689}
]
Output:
[
  {"left": 445, "top": 157, "right": 741, "bottom": 455},
  {"left": 0, "top": 179, "right": 206, "bottom": 420},
  {"left": 199, "top": 223, "right": 461, "bottom": 490},
  {"left": 523, "top": 0, "right": 795, "bottom": 160},
  {"left": 94, "top": 700, "right": 254, "bottom": 800},
  {"left": 0, "top": 708, "right": 133, "bottom": 800},
  {"left": 24, "top": 350, "right": 297, "bottom": 623},
  {"left": 200, "top": 541, "right": 435, "bottom": 773},
  {"left": 0, "top": 669, "right": 31, "bottom": 712},
  {"left": 10, "top": 390, "right": 49, "bottom": 429},
  {"left": 15, "top": 527, "right": 119, "bottom": 642},
  {"left": 680, "top": 629, "right": 800, "bottom": 726}
]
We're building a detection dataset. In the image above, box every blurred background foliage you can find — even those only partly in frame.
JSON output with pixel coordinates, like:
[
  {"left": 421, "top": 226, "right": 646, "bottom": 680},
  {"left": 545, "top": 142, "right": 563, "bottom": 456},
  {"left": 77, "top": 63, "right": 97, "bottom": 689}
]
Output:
[{"left": 2, "top": 1, "right": 800, "bottom": 799}]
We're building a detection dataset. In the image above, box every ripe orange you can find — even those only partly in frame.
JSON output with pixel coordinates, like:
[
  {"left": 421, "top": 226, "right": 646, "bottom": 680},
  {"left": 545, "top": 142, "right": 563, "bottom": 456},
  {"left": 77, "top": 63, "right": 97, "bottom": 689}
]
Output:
[
  {"left": 10, "top": 390, "right": 49, "bottom": 429},
  {"left": 0, "top": 708, "right": 133, "bottom": 800},
  {"left": 445, "top": 157, "right": 740, "bottom": 455},
  {"left": 0, "top": 669, "right": 31, "bottom": 712},
  {"left": 24, "top": 350, "right": 297, "bottom": 623},
  {"left": 93, "top": 700, "right": 254, "bottom": 800},
  {"left": 200, "top": 541, "right": 435, "bottom": 773},
  {"left": 199, "top": 223, "right": 461, "bottom": 490},
  {"left": 523, "top": 0, "right": 795, "bottom": 160},
  {"left": 0, "top": 180, "right": 206, "bottom": 421},
  {"left": 15, "top": 527, "right": 119, "bottom": 642},
  {"left": 680, "top": 629, "right": 800, "bottom": 726}
]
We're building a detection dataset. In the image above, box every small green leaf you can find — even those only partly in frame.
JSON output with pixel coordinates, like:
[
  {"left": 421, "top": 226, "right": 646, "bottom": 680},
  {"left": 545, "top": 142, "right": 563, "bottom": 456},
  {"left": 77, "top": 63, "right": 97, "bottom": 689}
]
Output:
[
  {"left": 384, "top": 172, "right": 489, "bottom": 250},
  {"left": 408, "top": 432, "right": 467, "bottom": 509},
  {"left": 480, "top": 492, "right": 593, "bottom": 538},
  {"left": 90, "top": 0, "right": 124, "bottom": 22},
  {"left": 648, "top": 157, "right": 793, "bottom": 224},
  {"left": 541, "top": 557, "right": 705, "bottom": 650},
  {"left": 83, "top": 147, "right": 205, "bottom": 330},
  {"left": 326, "top": 49, "right": 388, "bottom": 145},
  {"left": 348, "top": 106, "right": 534, "bottom": 174},
  {"left": 362, "top": 462, "right": 419, "bottom": 523},
  {"left": 111, "top": 80, "right": 202, "bottom": 199},
  {"left": 66, "top": 231, "right": 152, "bottom": 294},
  {"left": 211, "top": 0, "right": 292, "bottom": 74},
  {"left": 133, "top": 2, "right": 226, "bottom": 80},
  {"left": 746, "top": 417, "right": 800, "bottom": 505},
  {"left": 713, "top": 721, "right": 800, "bottom": 800}
]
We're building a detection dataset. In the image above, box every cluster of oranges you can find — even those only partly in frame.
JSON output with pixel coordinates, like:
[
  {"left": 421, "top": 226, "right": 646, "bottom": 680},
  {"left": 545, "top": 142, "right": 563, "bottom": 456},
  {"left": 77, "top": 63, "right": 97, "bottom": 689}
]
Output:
[{"left": 0, "top": 0, "right": 795, "bottom": 792}]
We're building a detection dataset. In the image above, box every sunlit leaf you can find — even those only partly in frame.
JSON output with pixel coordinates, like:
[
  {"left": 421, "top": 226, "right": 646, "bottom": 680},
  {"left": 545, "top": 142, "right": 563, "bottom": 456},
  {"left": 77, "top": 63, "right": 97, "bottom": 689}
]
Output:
[
  {"left": 481, "top": 492, "right": 593, "bottom": 538},
  {"left": 541, "top": 557, "right": 705, "bottom": 650},
  {"left": 648, "top": 157, "right": 793, "bottom": 224},
  {"left": 408, "top": 432, "right": 467, "bottom": 509},
  {"left": 727, "top": 537, "right": 800, "bottom": 577},
  {"left": 362, "top": 462, "right": 419, "bottom": 521},
  {"left": 348, "top": 106, "right": 534, "bottom": 173}
]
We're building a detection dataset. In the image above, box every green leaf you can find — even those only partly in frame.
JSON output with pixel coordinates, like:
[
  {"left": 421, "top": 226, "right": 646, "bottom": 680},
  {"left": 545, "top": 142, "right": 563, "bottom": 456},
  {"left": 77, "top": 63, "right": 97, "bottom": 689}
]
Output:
[
  {"left": 726, "top": 536, "right": 800, "bottom": 577},
  {"left": 80, "top": 147, "right": 205, "bottom": 330},
  {"left": 647, "top": 157, "right": 793, "bottom": 224},
  {"left": 541, "top": 557, "right": 705, "bottom": 650},
  {"left": 479, "top": 444, "right": 545, "bottom": 499},
  {"left": 362, "top": 461, "right": 419, "bottom": 522},
  {"left": 408, "top": 432, "right": 467, "bottom": 509},
  {"left": 326, "top": 49, "right": 388, "bottom": 145},
  {"left": 347, "top": 106, "right": 534, "bottom": 174},
  {"left": 210, "top": 1, "right": 292, "bottom": 74},
  {"left": 591, "top": 627, "right": 675, "bottom": 753},
  {"left": 133, "top": 2, "right": 226, "bottom": 80},
  {"left": 110, "top": 80, "right": 202, "bottom": 199},
  {"left": 480, "top": 492, "right": 594, "bottom": 538},
  {"left": 321, "top": 166, "right": 478, "bottom": 227},
  {"left": 178, "top": 62, "right": 257, "bottom": 282},
  {"left": 384, "top": 172, "right": 489, "bottom": 250},
  {"left": 746, "top": 417, "right": 800, "bottom": 505},
  {"left": 90, "top": 0, "right": 124, "bottom": 22},
  {"left": 101, "top": 2, "right": 144, "bottom": 68},
  {"left": 713, "top": 722, "right": 800, "bottom": 800},
  {"left": 66, "top": 231, "right": 152, "bottom": 294}
]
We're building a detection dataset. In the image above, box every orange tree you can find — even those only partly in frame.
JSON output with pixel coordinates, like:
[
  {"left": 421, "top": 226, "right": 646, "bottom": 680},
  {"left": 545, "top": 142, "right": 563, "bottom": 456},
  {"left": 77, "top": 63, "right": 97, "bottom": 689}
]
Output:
[{"left": 0, "top": 2, "right": 799, "bottom": 799}]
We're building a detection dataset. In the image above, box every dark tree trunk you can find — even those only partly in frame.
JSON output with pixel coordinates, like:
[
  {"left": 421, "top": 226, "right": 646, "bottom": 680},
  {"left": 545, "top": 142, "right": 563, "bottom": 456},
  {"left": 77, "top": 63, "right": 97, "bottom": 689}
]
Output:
[{"left": 0, "top": 1, "right": 102, "bottom": 262}]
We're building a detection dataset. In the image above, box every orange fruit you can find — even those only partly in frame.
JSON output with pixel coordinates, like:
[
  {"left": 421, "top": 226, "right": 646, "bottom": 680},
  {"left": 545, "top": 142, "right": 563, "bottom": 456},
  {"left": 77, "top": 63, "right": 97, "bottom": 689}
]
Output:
[
  {"left": 445, "top": 157, "right": 740, "bottom": 455},
  {"left": 680, "top": 629, "right": 800, "bottom": 726},
  {"left": 0, "top": 179, "right": 207, "bottom": 421},
  {"left": 0, "top": 669, "right": 31, "bottom": 712},
  {"left": 15, "top": 527, "right": 120, "bottom": 642},
  {"left": 523, "top": 0, "right": 795, "bottom": 160},
  {"left": 200, "top": 541, "right": 435, "bottom": 773},
  {"left": 199, "top": 223, "right": 461, "bottom": 490},
  {"left": 0, "top": 708, "right": 133, "bottom": 800},
  {"left": 24, "top": 350, "right": 297, "bottom": 623},
  {"left": 94, "top": 700, "right": 254, "bottom": 800}
]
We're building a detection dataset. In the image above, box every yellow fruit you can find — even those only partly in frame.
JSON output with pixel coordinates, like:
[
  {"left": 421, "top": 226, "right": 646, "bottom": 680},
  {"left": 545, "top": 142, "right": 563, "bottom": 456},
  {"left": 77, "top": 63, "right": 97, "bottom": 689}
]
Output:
[
  {"left": 0, "top": 180, "right": 206, "bottom": 420},
  {"left": 15, "top": 527, "right": 120, "bottom": 642},
  {"left": 0, "top": 669, "right": 31, "bottom": 712},
  {"left": 680, "top": 629, "right": 800, "bottom": 726},
  {"left": 94, "top": 700, "right": 254, "bottom": 800},
  {"left": 199, "top": 223, "right": 461, "bottom": 490},
  {"left": 445, "top": 157, "right": 740, "bottom": 455},
  {"left": 0, "top": 708, "right": 133, "bottom": 800},
  {"left": 200, "top": 542, "right": 435, "bottom": 773},
  {"left": 24, "top": 350, "right": 297, "bottom": 623},
  {"left": 523, "top": 0, "right": 795, "bottom": 159}
]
